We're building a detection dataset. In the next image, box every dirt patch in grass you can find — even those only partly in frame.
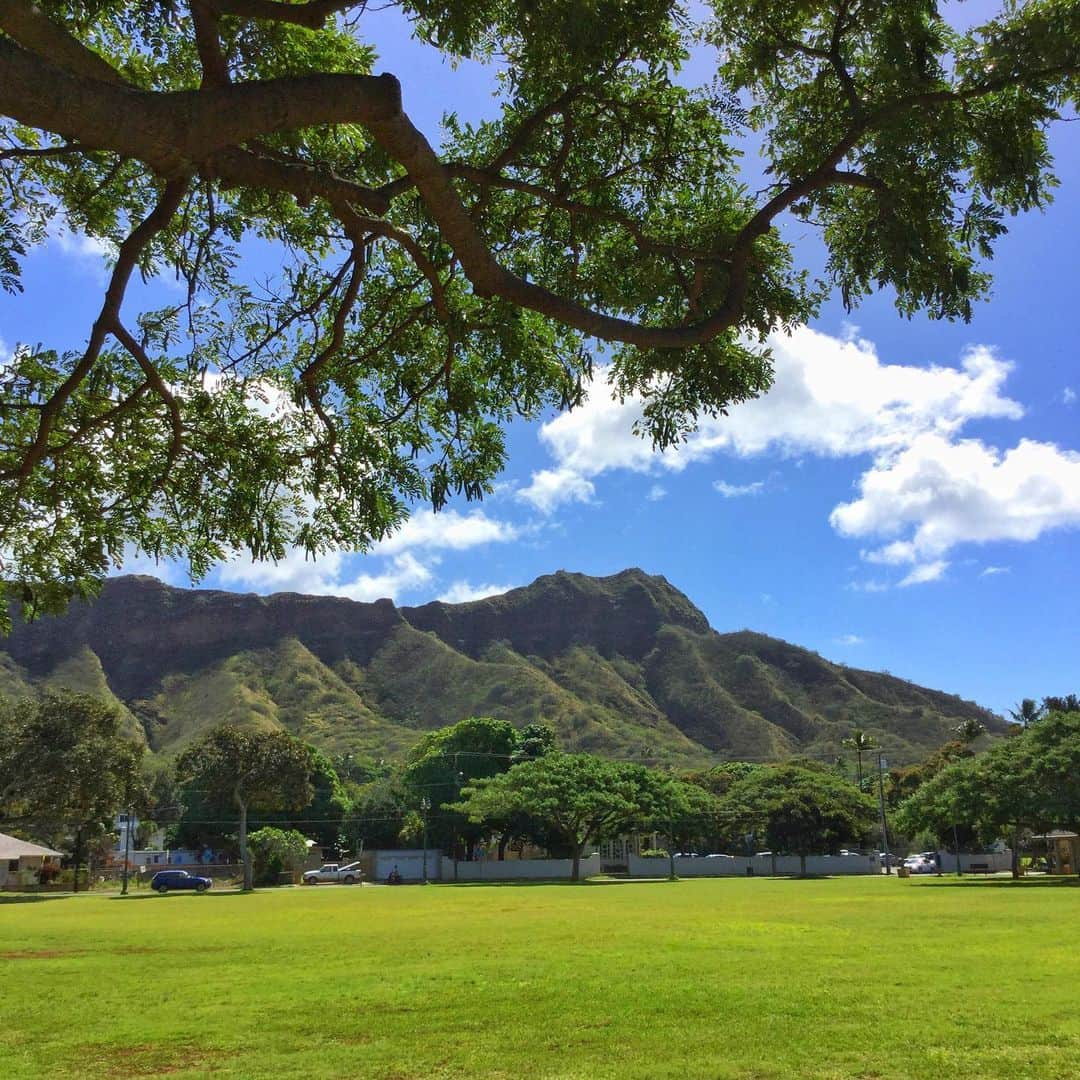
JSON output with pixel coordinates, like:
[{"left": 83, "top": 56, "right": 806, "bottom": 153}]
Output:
[
  {"left": 87, "top": 1041, "right": 236, "bottom": 1077},
  {"left": 0, "top": 949, "right": 83, "bottom": 960}
]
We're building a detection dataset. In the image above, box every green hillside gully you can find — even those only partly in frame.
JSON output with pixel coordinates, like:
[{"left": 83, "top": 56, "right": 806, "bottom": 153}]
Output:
[{"left": 0, "top": 569, "right": 1003, "bottom": 764}]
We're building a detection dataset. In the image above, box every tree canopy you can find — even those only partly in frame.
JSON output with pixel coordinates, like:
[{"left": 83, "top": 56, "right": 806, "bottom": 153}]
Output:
[
  {"left": 455, "top": 751, "right": 704, "bottom": 879},
  {"left": 0, "top": 691, "right": 145, "bottom": 889},
  {"left": 718, "top": 763, "right": 876, "bottom": 875},
  {"left": 895, "top": 708, "right": 1080, "bottom": 875},
  {"left": 1, "top": 1, "right": 1078, "bottom": 623},
  {"left": 176, "top": 724, "right": 315, "bottom": 889},
  {"left": 402, "top": 715, "right": 521, "bottom": 856}
]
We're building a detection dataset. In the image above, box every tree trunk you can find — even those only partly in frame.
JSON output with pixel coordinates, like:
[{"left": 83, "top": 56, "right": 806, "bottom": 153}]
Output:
[
  {"left": 571, "top": 841, "right": 586, "bottom": 883},
  {"left": 799, "top": 852, "right": 807, "bottom": 878},
  {"left": 1011, "top": 827, "right": 1020, "bottom": 880},
  {"left": 497, "top": 834, "right": 508, "bottom": 861},
  {"left": 770, "top": 852, "right": 777, "bottom": 877},
  {"left": 239, "top": 800, "right": 252, "bottom": 891}
]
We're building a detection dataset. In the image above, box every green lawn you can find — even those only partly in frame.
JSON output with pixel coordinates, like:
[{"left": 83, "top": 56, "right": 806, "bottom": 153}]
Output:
[{"left": 1, "top": 876, "right": 1077, "bottom": 1078}]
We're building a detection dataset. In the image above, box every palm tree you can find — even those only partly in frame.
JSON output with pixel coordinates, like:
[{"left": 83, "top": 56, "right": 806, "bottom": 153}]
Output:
[
  {"left": 1007, "top": 698, "right": 1043, "bottom": 729},
  {"left": 954, "top": 718, "right": 985, "bottom": 744},
  {"left": 841, "top": 729, "right": 878, "bottom": 790}
]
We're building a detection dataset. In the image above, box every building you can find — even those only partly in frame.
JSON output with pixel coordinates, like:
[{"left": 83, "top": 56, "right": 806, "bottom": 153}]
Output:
[
  {"left": 1032, "top": 831, "right": 1079, "bottom": 875},
  {"left": 0, "top": 831, "right": 62, "bottom": 888},
  {"left": 109, "top": 812, "right": 168, "bottom": 870}
]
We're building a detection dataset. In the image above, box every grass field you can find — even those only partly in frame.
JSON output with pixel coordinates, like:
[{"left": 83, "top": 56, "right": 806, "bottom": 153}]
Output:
[{"left": 1, "top": 876, "right": 1077, "bottom": 1079}]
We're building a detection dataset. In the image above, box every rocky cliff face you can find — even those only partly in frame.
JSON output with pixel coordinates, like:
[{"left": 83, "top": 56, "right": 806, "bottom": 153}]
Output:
[{"left": 1, "top": 569, "right": 1005, "bottom": 764}]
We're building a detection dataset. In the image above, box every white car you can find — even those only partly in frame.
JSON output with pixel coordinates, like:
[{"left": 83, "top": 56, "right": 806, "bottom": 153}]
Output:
[
  {"left": 903, "top": 855, "right": 937, "bottom": 875},
  {"left": 302, "top": 862, "right": 363, "bottom": 885}
]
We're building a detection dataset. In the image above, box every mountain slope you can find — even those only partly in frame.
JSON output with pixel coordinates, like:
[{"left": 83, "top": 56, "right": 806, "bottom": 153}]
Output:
[{"left": 0, "top": 570, "right": 1006, "bottom": 764}]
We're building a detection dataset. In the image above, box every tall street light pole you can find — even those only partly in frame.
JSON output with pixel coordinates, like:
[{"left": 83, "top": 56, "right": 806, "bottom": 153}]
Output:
[
  {"left": 120, "top": 806, "right": 133, "bottom": 895},
  {"left": 877, "top": 754, "right": 892, "bottom": 876},
  {"left": 421, "top": 794, "right": 429, "bottom": 885}
]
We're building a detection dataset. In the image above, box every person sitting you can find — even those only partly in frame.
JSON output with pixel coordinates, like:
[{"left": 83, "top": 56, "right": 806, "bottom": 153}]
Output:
[{"left": 387, "top": 866, "right": 402, "bottom": 884}]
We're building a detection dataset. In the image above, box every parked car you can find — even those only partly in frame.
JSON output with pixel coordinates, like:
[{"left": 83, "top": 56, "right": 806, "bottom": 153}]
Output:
[
  {"left": 150, "top": 869, "right": 212, "bottom": 894},
  {"left": 902, "top": 855, "right": 936, "bottom": 875},
  {"left": 302, "top": 862, "right": 363, "bottom": 885}
]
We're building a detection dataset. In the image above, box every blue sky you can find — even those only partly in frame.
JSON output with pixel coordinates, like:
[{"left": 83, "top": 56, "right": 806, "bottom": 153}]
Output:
[{"left": 1, "top": 4, "right": 1077, "bottom": 718}]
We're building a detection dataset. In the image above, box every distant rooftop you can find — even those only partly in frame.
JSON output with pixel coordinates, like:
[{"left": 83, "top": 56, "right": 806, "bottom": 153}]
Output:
[{"left": 0, "top": 831, "right": 62, "bottom": 859}]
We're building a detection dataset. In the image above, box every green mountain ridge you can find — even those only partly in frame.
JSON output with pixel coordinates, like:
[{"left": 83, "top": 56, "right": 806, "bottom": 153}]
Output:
[{"left": 0, "top": 569, "right": 1006, "bottom": 764}]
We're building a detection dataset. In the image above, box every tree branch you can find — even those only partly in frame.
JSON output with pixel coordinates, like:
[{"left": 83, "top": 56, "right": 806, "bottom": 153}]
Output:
[
  {"left": 1, "top": 179, "right": 189, "bottom": 485},
  {"left": 213, "top": 0, "right": 358, "bottom": 29},
  {"left": 0, "top": 0, "right": 125, "bottom": 85},
  {"left": 191, "top": 0, "right": 231, "bottom": 88}
]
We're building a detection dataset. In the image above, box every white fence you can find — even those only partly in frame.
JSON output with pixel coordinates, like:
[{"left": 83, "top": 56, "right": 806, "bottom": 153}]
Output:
[
  {"left": 440, "top": 855, "right": 605, "bottom": 881},
  {"left": 628, "top": 853, "right": 882, "bottom": 877},
  {"left": 933, "top": 851, "right": 1013, "bottom": 873},
  {"left": 374, "top": 849, "right": 443, "bottom": 882}
]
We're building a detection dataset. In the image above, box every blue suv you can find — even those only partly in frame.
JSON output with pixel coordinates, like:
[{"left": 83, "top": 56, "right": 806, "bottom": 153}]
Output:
[{"left": 150, "top": 869, "right": 212, "bottom": 894}]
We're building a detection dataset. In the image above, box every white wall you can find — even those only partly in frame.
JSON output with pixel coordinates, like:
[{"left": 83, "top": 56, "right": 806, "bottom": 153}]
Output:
[
  {"left": 628, "top": 853, "right": 882, "bottom": 877},
  {"left": 440, "top": 855, "right": 605, "bottom": 881},
  {"left": 374, "top": 849, "right": 443, "bottom": 882},
  {"left": 934, "top": 851, "right": 1013, "bottom": 873}
]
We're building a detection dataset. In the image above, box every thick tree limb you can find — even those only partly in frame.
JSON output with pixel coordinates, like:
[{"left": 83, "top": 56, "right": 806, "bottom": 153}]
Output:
[{"left": 0, "top": 0, "right": 124, "bottom": 85}]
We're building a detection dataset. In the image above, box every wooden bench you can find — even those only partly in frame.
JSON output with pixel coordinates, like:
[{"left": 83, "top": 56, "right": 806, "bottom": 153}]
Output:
[{"left": 968, "top": 862, "right": 992, "bottom": 874}]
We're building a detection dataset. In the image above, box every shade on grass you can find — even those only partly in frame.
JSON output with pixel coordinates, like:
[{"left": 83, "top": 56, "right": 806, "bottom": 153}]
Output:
[{"left": 1, "top": 877, "right": 1077, "bottom": 1078}]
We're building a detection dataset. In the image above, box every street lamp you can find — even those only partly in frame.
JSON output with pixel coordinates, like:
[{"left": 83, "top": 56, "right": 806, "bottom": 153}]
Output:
[
  {"left": 420, "top": 797, "right": 431, "bottom": 884},
  {"left": 877, "top": 755, "right": 892, "bottom": 876}
]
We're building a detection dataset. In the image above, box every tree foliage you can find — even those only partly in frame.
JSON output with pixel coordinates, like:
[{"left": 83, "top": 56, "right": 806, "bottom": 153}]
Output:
[
  {"left": 176, "top": 725, "right": 315, "bottom": 890},
  {"left": 1, "top": 0, "right": 1078, "bottom": 623},
  {"left": 0, "top": 692, "right": 144, "bottom": 883},
  {"left": 717, "top": 764, "right": 876, "bottom": 875},
  {"left": 402, "top": 715, "right": 520, "bottom": 856},
  {"left": 247, "top": 826, "right": 310, "bottom": 885},
  {"left": 455, "top": 751, "right": 704, "bottom": 879},
  {"left": 895, "top": 708, "right": 1080, "bottom": 875}
]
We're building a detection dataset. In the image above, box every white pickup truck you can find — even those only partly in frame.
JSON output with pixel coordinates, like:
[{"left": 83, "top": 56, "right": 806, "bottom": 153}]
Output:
[{"left": 302, "top": 862, "right": 363, "bottom": 885}]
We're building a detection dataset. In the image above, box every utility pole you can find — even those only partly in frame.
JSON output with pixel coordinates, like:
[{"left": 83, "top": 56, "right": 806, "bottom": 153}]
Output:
[
  {"left": 121, "top": 806, "right": 133, "bottom": 895},
  {"left": 421, "top": 797, "right": 430, "bottom": 884},
  {"left": 453, "top": 752, "right": 462, "bottom": 883},
  {"left": 877, "top": 755, "right": 892, "bottom": 876},
  {"left": 668, "top": 817, "right": 676, "bottom": 882}
]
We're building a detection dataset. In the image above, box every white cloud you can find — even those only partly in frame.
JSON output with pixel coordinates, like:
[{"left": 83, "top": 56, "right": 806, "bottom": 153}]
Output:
[
  {"left": 898, "top": 560, "right": 949, "bottom": 587},
  {"left": 520, "top": 326, "right": 1080, "bottom": 586},
  {"left": 375, "top": 508, "right": 518, "bottom": 555},
  {"left": 980, "top": 565, "right": 1010, "bottom": 577},
  {"left": 517, "top": 467, "right": 596, "bottom": 514},
  {"left": 836, "top": 634, "right": 864, "bottom": 645},
  {"left": 1065, "top": 387, "right": 1077, "bottom": 406},
  {"left": 646, "top": 483, "right": 667, "bottom": 502},
  {"left": 522, "top": 327, "right": 1022, "bottom": 513},
  {"left": 846, "top": 579, "right": 891, "bottom": 593},
  {"left": 217, "top": 549, "right": 434, "bottom": 602},
  {"left": 53, "top": 227, "right": 116, "bottom": 261},
  {"left": 830, "top": 434, "right": 1080, "bottom": 565},
  {"left": 713, "top": 479, "right": 765, "bottom": 498},
  {"left": 552, "top": 328, "right": 1018, "bottom": 470},
  {"left": 437, "top": 580, "right": 514, "bottom": 604}
]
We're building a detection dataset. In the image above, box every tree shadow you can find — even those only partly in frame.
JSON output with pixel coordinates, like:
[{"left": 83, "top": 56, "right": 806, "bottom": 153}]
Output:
[
  {"left": 918, "top": 876, "right": 1080, "bottom": 888},
  {"left": 107, "top": 889, "right": 250, "bottom": 900},
  {"left": 0, "top": 893, "right": 71, "bottom": 904},
  {"left": 434, "top": 876, "right": 677, "bottom": 888}
]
